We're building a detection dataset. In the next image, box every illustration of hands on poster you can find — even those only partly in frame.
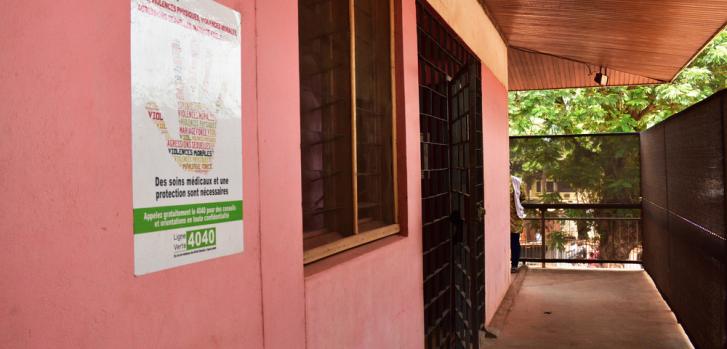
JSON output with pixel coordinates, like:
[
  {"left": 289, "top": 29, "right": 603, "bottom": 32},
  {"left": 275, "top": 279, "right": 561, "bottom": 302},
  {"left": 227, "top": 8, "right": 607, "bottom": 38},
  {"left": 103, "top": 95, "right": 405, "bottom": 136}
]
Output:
[{"left": 131, "top": 0, "right": 242, "bottom": 275}]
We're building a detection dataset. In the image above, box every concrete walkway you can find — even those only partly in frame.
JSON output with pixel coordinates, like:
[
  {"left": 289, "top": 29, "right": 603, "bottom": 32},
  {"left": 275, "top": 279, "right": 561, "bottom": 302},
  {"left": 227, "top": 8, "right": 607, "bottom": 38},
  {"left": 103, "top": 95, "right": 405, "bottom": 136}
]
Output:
[{"left": 485, "top": 268, "right": 693, "bottom": 349}]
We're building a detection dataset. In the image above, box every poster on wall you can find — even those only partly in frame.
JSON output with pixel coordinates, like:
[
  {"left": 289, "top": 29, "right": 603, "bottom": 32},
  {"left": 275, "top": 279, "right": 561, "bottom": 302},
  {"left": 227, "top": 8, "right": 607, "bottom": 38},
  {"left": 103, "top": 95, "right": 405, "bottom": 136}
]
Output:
[{"left": 131, "top": 0, "right": 243, "bottom": 275}]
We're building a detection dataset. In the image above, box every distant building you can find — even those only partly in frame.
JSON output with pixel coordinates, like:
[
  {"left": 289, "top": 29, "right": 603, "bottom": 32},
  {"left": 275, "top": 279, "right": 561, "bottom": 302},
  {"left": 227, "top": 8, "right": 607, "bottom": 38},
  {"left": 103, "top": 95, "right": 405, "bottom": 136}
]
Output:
[{"left": 524, "top": 176, "right": 579, "bottom": 203}]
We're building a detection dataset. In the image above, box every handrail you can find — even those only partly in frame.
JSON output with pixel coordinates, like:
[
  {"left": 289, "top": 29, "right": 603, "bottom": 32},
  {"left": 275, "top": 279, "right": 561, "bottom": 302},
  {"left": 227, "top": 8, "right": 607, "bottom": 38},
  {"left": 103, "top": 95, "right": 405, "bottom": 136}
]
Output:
[
  {"left": 519, "top": 258, "right": 642, "bottom": 265},
  {"left": 509, "top": 132, "right": 640, "bottom": 139},
  {"left": 523, "top": 217, "right": 640, "bottom": 221},
  {"left": 522, "top": 203, "right": 641, "bottom": 209},
  {"left": 520, "top": 202, "right": 643, "bottom": 267}
]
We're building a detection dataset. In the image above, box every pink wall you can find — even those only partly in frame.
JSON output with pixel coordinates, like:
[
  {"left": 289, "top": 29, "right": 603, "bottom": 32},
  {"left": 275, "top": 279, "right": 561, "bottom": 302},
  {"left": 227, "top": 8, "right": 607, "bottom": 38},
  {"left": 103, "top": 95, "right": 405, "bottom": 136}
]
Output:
[
  {"left": 302, "top": 1, "right": 424, "bottom": 348},
  {"left": 1, "top": 0, "right": 509, "bottom": 347},
  {"left": 302, "top": 0, "right": 512, "bottom": 346},
  {"left": 481, "top": 65, "right": 512, "bottom": 324},
  {"left": 0, "top": 0, "right": 277, "bottom": 347}
]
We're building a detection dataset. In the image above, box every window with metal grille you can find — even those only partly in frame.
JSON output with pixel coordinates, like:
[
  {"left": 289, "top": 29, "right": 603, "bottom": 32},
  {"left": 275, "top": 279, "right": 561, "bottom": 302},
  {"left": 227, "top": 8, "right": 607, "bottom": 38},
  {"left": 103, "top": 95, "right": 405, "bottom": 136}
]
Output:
[{"left": 299, "top": 0, "right": 398, "bottom": 264}]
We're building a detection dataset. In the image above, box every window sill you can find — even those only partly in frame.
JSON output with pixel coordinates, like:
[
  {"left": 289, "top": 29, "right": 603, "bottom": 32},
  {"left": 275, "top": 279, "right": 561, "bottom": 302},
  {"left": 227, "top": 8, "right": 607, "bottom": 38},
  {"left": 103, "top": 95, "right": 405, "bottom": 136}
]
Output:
[{"left": 303, "top": 223, "right": 400, "bottom": 264}]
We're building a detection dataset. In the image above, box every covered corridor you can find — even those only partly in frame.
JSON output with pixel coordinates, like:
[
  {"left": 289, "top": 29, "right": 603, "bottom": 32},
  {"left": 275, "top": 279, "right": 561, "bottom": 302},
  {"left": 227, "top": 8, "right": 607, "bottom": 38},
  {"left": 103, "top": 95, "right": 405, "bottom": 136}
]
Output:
[{"left": 2, "top": 1, "right": 725, "bottom": 348}]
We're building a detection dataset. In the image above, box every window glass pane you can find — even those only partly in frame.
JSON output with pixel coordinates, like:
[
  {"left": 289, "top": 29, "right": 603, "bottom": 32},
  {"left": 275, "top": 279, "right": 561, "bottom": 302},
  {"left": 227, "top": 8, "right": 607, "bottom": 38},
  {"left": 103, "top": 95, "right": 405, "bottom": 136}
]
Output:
[
  {"left": 299, "top": 0, "right": 354, "bottom": 249},
  {"left": 355, "top": 0, "right": 394, "bottom": 232}
]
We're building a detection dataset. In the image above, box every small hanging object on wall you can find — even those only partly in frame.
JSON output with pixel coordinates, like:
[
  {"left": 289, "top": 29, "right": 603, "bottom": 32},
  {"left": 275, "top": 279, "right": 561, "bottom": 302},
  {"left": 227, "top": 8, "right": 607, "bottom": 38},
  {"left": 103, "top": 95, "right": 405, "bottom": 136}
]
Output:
[{"left": 594, "top": 66, "right": 609, "bottom": 86}]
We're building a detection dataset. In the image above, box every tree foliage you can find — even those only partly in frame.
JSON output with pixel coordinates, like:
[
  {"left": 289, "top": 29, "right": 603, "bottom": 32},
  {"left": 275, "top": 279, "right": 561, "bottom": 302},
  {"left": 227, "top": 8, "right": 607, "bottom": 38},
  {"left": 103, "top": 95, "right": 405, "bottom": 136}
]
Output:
[{"left": 510, "top": 135, "right": 641, "bottom": 259}]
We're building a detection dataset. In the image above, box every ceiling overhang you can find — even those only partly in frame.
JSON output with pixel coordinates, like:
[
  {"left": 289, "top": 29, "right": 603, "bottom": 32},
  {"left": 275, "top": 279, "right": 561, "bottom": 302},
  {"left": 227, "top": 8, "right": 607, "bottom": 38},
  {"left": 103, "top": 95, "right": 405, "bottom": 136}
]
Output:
[{"left": 480, "top": 0, "right": 727, "bottom": 91}]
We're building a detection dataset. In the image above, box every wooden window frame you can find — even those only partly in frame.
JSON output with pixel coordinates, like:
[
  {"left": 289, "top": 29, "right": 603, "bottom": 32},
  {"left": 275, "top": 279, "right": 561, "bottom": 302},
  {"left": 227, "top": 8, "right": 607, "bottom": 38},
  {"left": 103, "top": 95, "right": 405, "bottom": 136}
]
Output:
[{"left": 303, "top": 0, "right": 399, "bottom": 265}]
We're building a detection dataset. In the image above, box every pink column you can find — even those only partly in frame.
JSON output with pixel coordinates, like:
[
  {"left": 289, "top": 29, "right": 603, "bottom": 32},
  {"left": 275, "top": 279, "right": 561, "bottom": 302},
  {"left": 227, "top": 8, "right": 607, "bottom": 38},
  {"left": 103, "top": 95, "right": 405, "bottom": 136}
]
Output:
[
  {"left": 481, "top": 64, "right": 512, "bottom": 324},
  {"left": 254, "top": 0, "right": 307, "bottom": 348}
]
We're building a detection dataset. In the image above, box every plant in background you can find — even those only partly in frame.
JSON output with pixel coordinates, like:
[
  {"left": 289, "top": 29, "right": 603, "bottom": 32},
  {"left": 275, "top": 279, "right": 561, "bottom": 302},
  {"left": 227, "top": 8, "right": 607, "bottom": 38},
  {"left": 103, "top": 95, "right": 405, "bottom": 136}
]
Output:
[
  {"left": 547, "top": 231, "right": 568, "bottom": 252},
  {"left": 541, "top": 192, "right": 563, "bottom": 204}
]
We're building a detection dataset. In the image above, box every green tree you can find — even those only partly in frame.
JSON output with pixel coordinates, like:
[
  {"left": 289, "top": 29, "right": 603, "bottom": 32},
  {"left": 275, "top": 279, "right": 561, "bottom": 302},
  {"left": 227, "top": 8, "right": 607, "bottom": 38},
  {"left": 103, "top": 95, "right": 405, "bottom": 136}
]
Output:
[
  {"left": 547, "top": 231, "right": 568, "bottom": 253},
  {"left": 510, "top": 135, "right": 640, "bottom": 259}
]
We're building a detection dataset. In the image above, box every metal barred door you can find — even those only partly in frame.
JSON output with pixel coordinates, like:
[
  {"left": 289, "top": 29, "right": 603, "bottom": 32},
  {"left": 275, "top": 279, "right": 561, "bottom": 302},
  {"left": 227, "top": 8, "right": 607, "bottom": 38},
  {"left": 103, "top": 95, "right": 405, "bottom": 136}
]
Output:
[
  {"left": 449, "top": 63, "right": 485, "bottom": 349},
  {"left": 418, "top": 1, "right": 484, "bottom": 346},
  {"left": 419, "top": 29, "right": 456, "bottom": 348}
]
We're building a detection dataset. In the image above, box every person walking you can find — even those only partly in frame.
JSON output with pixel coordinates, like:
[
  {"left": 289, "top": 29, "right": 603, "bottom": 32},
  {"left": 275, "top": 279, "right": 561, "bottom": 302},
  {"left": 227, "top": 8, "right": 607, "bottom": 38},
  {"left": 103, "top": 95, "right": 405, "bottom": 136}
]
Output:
[{"left": 510, "top": 176, "right": 526, "bottom": 273}]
